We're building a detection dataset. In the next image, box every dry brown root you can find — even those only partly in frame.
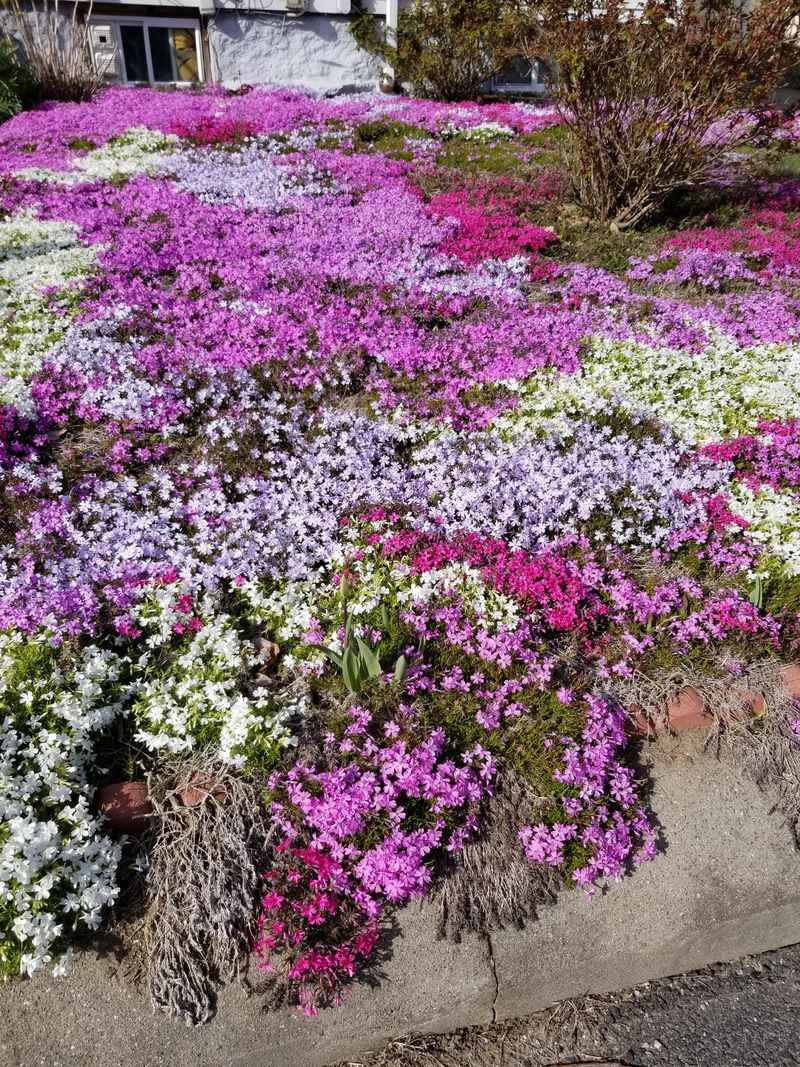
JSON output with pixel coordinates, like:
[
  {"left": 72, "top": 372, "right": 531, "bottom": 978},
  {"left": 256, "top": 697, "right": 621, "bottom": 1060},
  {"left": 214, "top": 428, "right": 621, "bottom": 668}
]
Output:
[
  {"left": 434, "top": 769, "right": 560, "bottom": 942},
  {"left": 143, "top": 755, "right": 273, "bottom": 1026},
  {"left": 614, "top": 658, "right": 800, "bottom": 843}
]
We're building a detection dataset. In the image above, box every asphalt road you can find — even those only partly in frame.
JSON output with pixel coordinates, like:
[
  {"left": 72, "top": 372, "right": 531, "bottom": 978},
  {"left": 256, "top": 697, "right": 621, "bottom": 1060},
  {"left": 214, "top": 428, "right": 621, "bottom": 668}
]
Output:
[{"left": 341, "top": 943, "right": 800, "bottom": 1067}]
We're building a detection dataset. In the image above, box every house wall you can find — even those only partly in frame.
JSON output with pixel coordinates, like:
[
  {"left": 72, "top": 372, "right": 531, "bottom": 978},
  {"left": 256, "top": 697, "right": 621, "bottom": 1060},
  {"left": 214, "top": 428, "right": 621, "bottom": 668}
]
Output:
[
  {"left": 0, "top": 0, "right": 72, "bottom": 55},
  {"left": 208, "top": 10, "right": 382, "bottom": 93}
]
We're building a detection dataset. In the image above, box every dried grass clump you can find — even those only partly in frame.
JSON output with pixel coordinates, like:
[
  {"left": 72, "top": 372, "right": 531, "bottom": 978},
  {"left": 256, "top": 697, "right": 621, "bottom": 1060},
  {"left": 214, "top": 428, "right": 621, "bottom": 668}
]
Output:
[
  {"left": 144, "top": 755, "right": 273, "bottom": 1026},
  {"left": 10, "top": 0, "right": 110, "bottom": 103},
  {"left": 434, "top": 770, "right": 559, "bottom": 942},
  {"left": 615, "top": 659, "right": 800, "bottom": 843}
]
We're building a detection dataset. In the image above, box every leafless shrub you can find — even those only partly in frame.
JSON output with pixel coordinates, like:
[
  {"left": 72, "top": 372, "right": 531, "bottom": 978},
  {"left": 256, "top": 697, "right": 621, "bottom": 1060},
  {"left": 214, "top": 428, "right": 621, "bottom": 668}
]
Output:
[
  {"left": 143, "top": 755, "right": 273, "bottom": 1026},
  {"left": 536, "top": 0, "right": 800, "bottom": 228},
  {"left": 9, "top": 0, "right": 110, "bottom": 103},
  {"left": 351, "top": 0, "right": 541, "bottom": 102}
]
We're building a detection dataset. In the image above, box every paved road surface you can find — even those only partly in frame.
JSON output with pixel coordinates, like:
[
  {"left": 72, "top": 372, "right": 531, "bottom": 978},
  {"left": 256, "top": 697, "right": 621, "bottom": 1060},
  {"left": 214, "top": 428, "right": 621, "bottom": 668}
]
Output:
[{"left": 340, "top": 944, "right": 800, "bottom": 1067}]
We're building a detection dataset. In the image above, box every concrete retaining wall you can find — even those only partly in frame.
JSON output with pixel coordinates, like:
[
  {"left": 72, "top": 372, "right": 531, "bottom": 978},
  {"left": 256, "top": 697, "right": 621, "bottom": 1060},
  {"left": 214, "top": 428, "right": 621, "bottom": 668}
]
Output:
[
  {"left": 2, "top": 731, "right": 799, "bottom": 1067},
  {"left": 208, "top": 11, "right": 382, "bottom": 93}
]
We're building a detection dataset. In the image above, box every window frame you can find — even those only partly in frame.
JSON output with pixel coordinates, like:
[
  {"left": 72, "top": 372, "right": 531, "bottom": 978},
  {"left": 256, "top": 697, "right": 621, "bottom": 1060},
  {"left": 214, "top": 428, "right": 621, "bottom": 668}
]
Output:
[{"left": 88, "top": 15, "right": 204, "bottom": 86}]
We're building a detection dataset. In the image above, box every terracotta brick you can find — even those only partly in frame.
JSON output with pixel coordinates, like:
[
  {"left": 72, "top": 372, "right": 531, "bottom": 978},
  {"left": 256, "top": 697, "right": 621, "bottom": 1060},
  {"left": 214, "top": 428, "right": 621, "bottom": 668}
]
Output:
[
  {"left": 96, "top": 780, "right": 152, "bottom": 833},
  {"left": 630, "top": 687, "right": 710, "bottom": 737},
  {"left": 629, "top": 664, "right": 800, "bottom": 739},
  {"left": 781, "top": 663, "right": 800, "bottom": 697},
  {"left": 735, "top": 689, "right": 766, "bottom": 717},
  {"left": 177, "top": 771, "right": 226, "bottom": 807},
  {"left": 664, "top": 687, "right": 710, "bottom": 733}
]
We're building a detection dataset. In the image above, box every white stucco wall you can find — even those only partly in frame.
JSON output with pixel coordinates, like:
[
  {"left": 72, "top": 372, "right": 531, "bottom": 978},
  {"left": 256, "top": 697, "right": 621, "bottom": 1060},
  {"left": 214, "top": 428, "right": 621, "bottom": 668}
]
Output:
[
  {"left": 208, "top": 11, "right": 382, "bottom": 93},
  {"left": 0, "top": 1, "right": 72, "bottom": 56}
]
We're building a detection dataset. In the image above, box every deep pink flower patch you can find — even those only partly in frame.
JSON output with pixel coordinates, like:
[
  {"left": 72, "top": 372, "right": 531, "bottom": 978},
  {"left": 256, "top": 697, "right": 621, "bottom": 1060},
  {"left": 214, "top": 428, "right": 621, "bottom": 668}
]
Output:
[
  {"left": 427, "top": 181, "right": 557, "bottom": 266},
  {"left": 700, "top": 420, "right": 800, "bottom": 492}
]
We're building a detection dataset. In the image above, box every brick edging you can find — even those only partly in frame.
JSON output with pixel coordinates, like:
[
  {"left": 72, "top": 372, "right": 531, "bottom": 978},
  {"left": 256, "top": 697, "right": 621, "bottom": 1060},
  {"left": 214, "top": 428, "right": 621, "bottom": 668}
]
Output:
[{"left": 631, "top": 663, "right": 800, "bottom": 737}]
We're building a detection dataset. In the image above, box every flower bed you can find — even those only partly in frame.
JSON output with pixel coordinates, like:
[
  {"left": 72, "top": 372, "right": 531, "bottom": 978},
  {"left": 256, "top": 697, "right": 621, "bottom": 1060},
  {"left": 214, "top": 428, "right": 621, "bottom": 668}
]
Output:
[{"left": 1, "top": 86, "right": 799, "bottom": 1017}]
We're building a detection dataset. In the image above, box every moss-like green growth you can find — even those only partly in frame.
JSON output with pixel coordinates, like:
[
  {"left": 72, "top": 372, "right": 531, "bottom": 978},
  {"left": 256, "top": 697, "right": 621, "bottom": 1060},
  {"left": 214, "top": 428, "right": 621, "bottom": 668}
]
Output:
[
  {"left": 435, "top": 138, "right": 534, "bottom": 179},
  {"left": 352, "top": 119, "right": 429, "bottom": 161},
  {"left": 553, "top": 217, "right": 657, "bottom": 273},
  {"left": 760, "top": 561, "right": 800, "bottom": 622},
  {"left": 769, "top": 149, "right": 800, "bottom": 179},
  {"left": 68, "top": 137, "right": 97, "bottom": 152}
]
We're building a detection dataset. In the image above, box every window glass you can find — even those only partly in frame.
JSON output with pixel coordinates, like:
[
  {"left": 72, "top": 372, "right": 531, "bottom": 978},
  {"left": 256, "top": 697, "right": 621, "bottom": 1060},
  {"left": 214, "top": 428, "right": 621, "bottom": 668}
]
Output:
[
  {"left": 120, "top": 24, "right": 148, "bottom": 82},
  {"left": 148, "top": 26, "right": 174, "bottom": 82},
  {"left": 172, "top": 28, "right": 198, "bottom": 82},
  {"left": 496, "top": 56, "right": 534, "bottom": 85}
]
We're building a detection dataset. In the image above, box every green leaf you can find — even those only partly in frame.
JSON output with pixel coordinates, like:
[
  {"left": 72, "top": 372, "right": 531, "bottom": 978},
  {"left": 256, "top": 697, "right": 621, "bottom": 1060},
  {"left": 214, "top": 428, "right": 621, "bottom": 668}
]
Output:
[
  {"left": 749, "top": 574, "right": 764, "bottom": 609},
  {"left": 342, "top": 644, "right": 362, "bottom": 693},
  {"left": 320, "top": 646, "right": 343, "bottom": 669},
  {"left": 393, "top": 654, "right": 408, "bottom": 687},
  {"left": 356, "top": 637, "right": 383, "bottom": 679}
]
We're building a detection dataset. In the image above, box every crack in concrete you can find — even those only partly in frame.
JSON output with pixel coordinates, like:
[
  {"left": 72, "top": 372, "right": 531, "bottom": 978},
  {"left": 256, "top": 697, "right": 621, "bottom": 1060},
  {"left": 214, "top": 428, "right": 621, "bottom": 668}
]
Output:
[{"left": 486, "top": 932, "right": 499, "bottom": 1023}]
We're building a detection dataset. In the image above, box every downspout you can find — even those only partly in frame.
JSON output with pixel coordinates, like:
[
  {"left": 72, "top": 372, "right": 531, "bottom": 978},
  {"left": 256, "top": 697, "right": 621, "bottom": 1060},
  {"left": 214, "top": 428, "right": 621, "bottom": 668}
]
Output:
[
  {"left": 383, "top": 0, "right": 398, "bottom": 89},
  {"left": 198, "top": 0, "right": 218, "bottom": 83}
]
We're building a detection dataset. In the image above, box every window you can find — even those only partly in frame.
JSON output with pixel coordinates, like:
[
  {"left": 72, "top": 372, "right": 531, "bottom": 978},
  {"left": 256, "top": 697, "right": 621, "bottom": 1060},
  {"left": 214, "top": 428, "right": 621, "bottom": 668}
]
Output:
[
  {"left": 148, "top": 26, "right": 199, "bottom": 82},
  {"left": 89, "top": 17, "right": 203, "bottom": 85},
  {"left": 490, "top": 56, "right": 547, "bottom": 94},
  {"left": 120, "top": 25, "right": 148, "bottom": 82}
]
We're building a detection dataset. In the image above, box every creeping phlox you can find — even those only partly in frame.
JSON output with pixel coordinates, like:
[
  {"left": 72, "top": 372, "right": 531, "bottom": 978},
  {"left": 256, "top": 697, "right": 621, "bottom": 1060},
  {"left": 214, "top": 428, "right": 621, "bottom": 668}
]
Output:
[
  {"left": 128, "top": 584, "right": 303, "bottom": 765},
  {"left": 1, "top": 84, "right": 800, "bottom": 999},
  {"left": 699, "top": 421, "right": 800, "bottom": 577},
  {"left": 15, "top": 127, "right": 180, "bottom": 185},
  {"left": 253, "top": 514, "right": 687, "bottom": 1012},
  {"left": 440, "top": 120, "right": 516, "bottom": 142},
  {"left": 0, "top": 211, "right": 96, "bottom": 415},
  {"left": 512, "top": 333, "right": 800, "bottom": 446},
  {"left": 0, "top": 632, "right": 123, "bottom": 978}
]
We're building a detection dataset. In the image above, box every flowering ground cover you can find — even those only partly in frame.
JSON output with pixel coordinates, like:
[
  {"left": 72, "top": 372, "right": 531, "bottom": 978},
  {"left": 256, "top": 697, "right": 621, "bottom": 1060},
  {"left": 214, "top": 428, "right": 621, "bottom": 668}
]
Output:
[{"left": 2, "top": 85, "right": 800, "bottom": 1019}]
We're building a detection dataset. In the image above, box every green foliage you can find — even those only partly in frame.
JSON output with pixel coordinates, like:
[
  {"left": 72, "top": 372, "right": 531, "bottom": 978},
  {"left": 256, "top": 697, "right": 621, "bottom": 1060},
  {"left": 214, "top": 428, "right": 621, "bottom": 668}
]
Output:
[
  {"left": 314, "top": 584, "right": 408, "bottom": 695},
  {"left": 352, "top": 0, "right": 538, "bottom": 101},
  {"left": 758, "top": 560, "right": 800, "bottom": 623},
  {"left": 0, "top": 898, "right": 23, "bottom": 978},
  {"left": 68, "top": 136, "right": 97, "bottom": 151},
  {"left": 435, "top": 137, "right": 533, "bottom": 179},
  {"left": 351, "top": 119, "right": 429, "bottom": 160},
  {"left": 349, "top": 1, "right": 389, "bottom": 62},
  {"left": 767, "top": 149, "right": 800, "bottom": 180},
  {"left": 0, "top": 36, "right": 38, "bottom": 122},
  {"left": 554, "top": 216, "right": 656, "bottom": 273}
]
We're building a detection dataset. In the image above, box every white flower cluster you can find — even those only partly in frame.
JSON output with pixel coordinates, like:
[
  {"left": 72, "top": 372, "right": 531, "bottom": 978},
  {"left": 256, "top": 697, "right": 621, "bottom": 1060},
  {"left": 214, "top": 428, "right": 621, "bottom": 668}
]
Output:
[
  {"left": 728, "top": 482, "right": 800, "bottom": 577},
  {"left": 402, "top": 561, "right": 520, "bottom": 631},
  {"left": 0, "top": 633, "right": 124, "bottom": 978},
  {"left": 240, "top": 577, "right": 326, "bottom": 658},
  {"left": 252, "top": 543, "right": 521, "bottom": 679},
  {"left": 129, "top": 589, "right": 300, "bottom": 765},
  {"left": 512, "top": 332, "right": 800, "bottom": 445},
  {"left": 441, "top": 120, "right": 515, "bottom": 142},
  {"left": 0, "top": 210, "right": 97, "bottom": 414},
  {"left": 15, "top": 127, "right": 180, "bottom": 185}
]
